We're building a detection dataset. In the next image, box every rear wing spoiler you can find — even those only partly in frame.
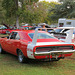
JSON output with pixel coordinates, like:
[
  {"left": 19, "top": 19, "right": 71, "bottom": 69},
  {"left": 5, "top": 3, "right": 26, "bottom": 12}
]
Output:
[{"left": 31, "top": 27, "right": 75, "bottom": 45}]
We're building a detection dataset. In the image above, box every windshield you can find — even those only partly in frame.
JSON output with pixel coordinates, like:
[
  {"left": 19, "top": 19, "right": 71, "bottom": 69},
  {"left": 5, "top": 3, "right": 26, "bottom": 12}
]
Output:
[
  {"left": 55, "top": 29, "right": 62, "bottom": 33},
  {"left": 29, "top": 33, "right": 55, "bottom": 39}
]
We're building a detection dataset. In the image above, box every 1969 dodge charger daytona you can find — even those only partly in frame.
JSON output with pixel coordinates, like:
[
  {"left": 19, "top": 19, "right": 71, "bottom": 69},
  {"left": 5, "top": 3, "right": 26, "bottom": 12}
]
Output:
[{"left": 0, "top": 29, "right": 75, "bottom": 63}]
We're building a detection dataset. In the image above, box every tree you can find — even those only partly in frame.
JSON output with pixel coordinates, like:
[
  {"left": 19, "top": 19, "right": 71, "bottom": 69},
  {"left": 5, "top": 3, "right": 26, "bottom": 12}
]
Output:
[
  {"left": 21, "top": 1, "right": 58, "bottom": 25},
  {"left": 20, "top": 1, "right": 49, "bottom": 24},
  {"left": 0, "top": 0, "right": 5, "bottom": 24},
  {"left": 48, "top": 2, "right": 59, "bottom": 24},
  {"left": 2, "top": 0, "right": 39, "bottom": 27},
  {"left": 1, "top": 0, "right": 59, "bottom": 26},
  {"left": 49, "top": 0, "right": 75, "bottom": 20},
  {"left": 2, "top": 0, "right": 19, "bottom": 27}
]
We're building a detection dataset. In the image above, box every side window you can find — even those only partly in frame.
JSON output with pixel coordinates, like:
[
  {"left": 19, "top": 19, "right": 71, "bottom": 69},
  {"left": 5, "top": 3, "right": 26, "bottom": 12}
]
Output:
[
  {"left": 10, "top": 32, "right": 17, "bottom": 39},
  {"left": 15, "top": 33, "right": 20, "bottom": 40}
]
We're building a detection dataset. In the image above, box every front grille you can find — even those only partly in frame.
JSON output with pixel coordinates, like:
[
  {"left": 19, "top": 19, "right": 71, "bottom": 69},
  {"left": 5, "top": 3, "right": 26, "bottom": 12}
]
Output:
[{"left": 36, "top": 46, "right": 74, "bottom": 53}]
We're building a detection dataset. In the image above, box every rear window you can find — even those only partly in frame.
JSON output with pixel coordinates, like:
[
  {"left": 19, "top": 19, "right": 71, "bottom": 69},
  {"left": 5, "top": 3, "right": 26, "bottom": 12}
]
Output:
[
  {"left": 55, "top": 29, "right": 62, "bottom": 33},
  {"left": 29, "top": 33, "right": 55, "bottom": 39}
]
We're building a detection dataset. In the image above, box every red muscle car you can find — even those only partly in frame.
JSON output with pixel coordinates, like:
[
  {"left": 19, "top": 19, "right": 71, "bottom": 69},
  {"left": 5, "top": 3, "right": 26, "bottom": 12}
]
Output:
[{"left": 0, "top": 29, "right": 75, "bottom": 63}]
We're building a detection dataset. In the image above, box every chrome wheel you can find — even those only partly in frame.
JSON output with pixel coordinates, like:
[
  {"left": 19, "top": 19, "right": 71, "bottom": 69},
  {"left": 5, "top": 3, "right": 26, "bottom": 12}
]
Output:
[{"left": 18, "top": 50, "right": 25, "bottom": 63}]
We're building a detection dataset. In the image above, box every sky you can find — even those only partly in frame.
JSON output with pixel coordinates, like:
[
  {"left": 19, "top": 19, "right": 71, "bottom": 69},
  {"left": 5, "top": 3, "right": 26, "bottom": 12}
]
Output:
[{"left": 39, "top": 0, "right": 58, "bottom": 2}]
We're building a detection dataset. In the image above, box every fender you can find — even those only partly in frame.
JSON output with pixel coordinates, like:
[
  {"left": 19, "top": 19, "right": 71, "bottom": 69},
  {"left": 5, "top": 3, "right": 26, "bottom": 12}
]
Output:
[
  {"left": 27, "top": 29, "right": 38, "bottom": 59},
  {"left": 27, "top": 43, "right": 35, "bottom": 59}
]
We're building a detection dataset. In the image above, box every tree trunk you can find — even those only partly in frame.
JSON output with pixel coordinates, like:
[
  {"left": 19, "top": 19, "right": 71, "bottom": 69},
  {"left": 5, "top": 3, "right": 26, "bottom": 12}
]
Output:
[
  {"left": 16, "top": 16, "right": 19, "bottom": 29},
  {"left": 15, "top": 0, "right": 19, "bottom": 29}
]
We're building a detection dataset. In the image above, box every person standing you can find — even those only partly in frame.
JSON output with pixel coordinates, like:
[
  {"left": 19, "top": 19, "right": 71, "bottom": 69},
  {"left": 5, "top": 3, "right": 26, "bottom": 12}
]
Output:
[{"left": 40, "top": 23, "right": 47, "bottom": 32}]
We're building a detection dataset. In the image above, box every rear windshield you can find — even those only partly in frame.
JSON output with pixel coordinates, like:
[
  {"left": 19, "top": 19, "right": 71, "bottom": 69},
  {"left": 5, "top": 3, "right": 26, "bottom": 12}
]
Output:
[
  {"left": 55, "top": 29, "right": 62, "bottom": 33},
  {"left": 29, "top": 33, "right": 55, "bottom": 39}
]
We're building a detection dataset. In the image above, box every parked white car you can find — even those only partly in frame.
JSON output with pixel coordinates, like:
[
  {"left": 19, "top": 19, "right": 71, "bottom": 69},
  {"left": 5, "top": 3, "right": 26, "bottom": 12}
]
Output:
[{"left": 49, "top": 27, "right": 75, "bottom": 43}]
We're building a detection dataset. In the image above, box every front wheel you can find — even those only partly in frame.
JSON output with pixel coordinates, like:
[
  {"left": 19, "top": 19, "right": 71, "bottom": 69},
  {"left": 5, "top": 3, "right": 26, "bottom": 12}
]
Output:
[{"left": 18, "top": 50, "right": 28, "bottom": 63}]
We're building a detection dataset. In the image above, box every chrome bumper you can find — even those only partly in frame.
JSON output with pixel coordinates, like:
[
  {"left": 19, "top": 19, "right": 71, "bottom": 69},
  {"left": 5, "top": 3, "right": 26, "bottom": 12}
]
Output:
[{"left": 34, "top": 50, "right": 75, "bottom": 56}]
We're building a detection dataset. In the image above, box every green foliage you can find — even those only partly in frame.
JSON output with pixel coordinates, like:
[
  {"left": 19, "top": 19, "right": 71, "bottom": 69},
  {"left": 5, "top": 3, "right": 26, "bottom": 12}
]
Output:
[
  {"left": 20, "top": 1, "right": 48, "bottom": 24},
  {"left": 1, "top": 0, "right": 59, "bottom": 25},
  {"left": 49, "top": 0, "right": 75, "bottom": 20},
  {"left": 2, "top": 0, "right": 39, "bottom": 25},
  {"left": 25, "top": 0, "right": 39, "bottom": 5},
  {"left": 0, "top": 0, "right": 6, "bottom": 24},
  {"left": 1, "top": 0, "right": 75, "bottom": 25},
  {"left": 2, "top": 0, "right": 17, "bottom": 17},
  {"left": 46, "top": 2, "right": 59, "bottom": 24}
]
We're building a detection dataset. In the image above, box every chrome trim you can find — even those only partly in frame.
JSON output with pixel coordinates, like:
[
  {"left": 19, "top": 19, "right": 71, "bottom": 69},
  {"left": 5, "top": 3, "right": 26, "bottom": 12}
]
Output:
[{"left": 34, "top": 50, "right": 75, "bottom": 56}]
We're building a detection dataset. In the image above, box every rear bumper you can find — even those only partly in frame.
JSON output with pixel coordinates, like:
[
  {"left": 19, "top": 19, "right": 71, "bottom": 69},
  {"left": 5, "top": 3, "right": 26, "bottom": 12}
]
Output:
[{"left": 34, "top": 50, "right": 75, "bottom": 56}]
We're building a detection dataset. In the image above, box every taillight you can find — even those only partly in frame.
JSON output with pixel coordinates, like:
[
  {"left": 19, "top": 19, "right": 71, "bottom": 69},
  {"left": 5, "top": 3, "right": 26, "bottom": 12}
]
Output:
[
  {"left": 58, "top": 46, "right": 73, "bottom": 50},
  {"left": 36, "top": 46, "right": 73, "bottom": 53}
]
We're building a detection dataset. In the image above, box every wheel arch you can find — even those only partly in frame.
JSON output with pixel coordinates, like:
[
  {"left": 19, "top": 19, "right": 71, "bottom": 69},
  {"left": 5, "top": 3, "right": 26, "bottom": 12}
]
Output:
[
  {"left": 16, "top": 48, "right": 28, "bottom": 58},
  {"left": 16, "top": 48, "right": 24, "bottom": 56},
  {"left": 16, "top": 48, "right": 20, "bottom": 55}
]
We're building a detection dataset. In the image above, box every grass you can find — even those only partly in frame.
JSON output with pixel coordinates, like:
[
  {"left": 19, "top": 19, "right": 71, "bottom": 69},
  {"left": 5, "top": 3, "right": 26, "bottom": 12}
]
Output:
[
  {"left": 0, "top": 53, "right": 75, "bottom": 75},
  {"left": 0, "top": 34, "right": 75, "bottom": 75}
]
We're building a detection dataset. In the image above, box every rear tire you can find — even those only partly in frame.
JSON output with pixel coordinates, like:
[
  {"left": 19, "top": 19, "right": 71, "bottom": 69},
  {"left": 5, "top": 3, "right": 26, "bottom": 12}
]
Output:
[
  {"left": 17, "top": 50, "right": 28, "bottom": 63},
  {"left": 0, "top": 44, "right": 5, "bottom": 54}
]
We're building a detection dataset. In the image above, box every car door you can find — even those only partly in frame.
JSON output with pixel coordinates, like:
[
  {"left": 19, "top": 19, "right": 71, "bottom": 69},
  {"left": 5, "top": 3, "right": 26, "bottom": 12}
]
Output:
[
  {"left": 1, "top": 32, "right": 15, "bottom": 52},
  {"left": 8, "top": 32, "right": 20, "bottom": 54}
]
